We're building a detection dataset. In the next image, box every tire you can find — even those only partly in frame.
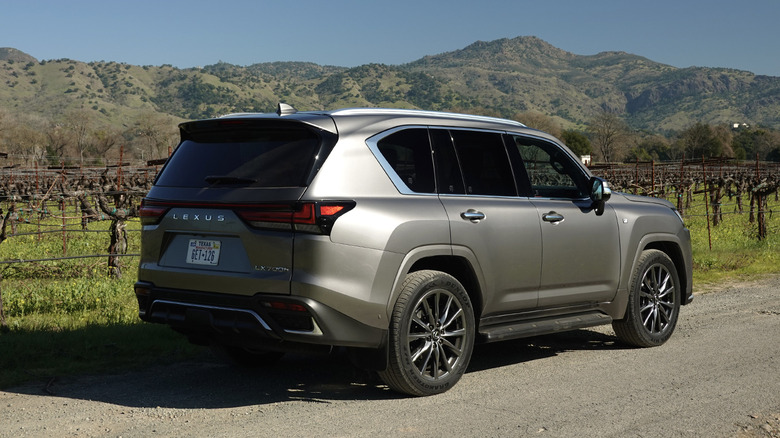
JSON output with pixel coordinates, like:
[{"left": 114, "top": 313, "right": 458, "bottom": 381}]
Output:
[
  {"left": 613, "top": 249, "right": 681, "bottom": 347},
  {"left": 211, "top": 345, "right": 285, "bottom": 368},
  {"left": 378, "top": 270, "right": 475, "bottom": 396}
]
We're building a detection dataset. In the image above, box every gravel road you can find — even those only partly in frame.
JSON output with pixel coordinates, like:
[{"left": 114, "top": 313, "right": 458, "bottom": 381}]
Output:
[{"left": 2, "top": 276, "right": 779, "bottom": 438}]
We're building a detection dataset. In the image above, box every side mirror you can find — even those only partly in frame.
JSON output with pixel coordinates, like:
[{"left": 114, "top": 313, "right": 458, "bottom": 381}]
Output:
[{"left": 589, "top": 177, "right": 611, "bottom": 215}]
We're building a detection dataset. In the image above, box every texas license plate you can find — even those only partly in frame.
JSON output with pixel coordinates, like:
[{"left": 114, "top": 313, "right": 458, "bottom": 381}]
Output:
[{"left": 186, "top": 239, "right": 221, "bottom": 265}]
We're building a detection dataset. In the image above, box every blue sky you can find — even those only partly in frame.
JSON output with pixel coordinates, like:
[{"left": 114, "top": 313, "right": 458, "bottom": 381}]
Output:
[{"left": 2, "top": 0, "right": 779, "bottom": 76}]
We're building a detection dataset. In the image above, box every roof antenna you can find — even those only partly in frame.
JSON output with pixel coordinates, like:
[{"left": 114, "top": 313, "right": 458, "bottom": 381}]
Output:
[{"left": 277, "top": 102, "right": 297, "bottom": 116}]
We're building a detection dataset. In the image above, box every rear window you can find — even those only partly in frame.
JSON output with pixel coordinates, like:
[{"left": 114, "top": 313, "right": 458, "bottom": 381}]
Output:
[{"left": 156, "top": 127, "right": 321, "bottom": 188}]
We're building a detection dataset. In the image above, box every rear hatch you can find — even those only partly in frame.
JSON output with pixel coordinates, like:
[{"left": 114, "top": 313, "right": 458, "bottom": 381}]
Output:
[{"left": 139, "top": 116, "right": 338, "bottom": 296}]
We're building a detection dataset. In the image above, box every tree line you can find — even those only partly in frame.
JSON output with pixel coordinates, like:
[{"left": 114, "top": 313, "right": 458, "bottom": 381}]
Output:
[
  {"left": 0, "top": 107, "right": 179, "bottom": 166},
  {"left": 517, "top": 110, "right": 780, "bottom": 164},
  {"left": 2, "top": 103, "right": 780, "bottom": 167}
]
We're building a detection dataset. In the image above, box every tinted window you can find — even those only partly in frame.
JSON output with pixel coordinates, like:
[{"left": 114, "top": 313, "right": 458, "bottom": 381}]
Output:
[
  {"left": 430, "top": 129, "right": 465, "bottom": 195},
  {"left": 156, "top": 127, "right": 320, "bottom": 188},
  {"left": 450, "top": 130, "right": 516, "bottom": 196},
  {"left": 377, "top": 128, "right": 435, "bottom": 193},
  {"left": 510, "top": 135, "right": 588, "bottom": 198}
]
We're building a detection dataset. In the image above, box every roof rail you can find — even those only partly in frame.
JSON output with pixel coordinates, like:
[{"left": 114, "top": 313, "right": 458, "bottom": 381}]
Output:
[{"left": 329, "top": 108, "right": 526, "bottom": 127}]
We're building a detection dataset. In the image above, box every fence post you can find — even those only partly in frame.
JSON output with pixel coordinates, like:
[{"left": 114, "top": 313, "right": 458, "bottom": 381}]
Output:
[
  {"left": 0, "top": 206, "right": 14, "bottom": 332},
  {"left": 677, "top": 156, "right": 685, "bottom": 215},
  {"left": 117, "top": 145, "right": 124, "bottom": 189},
  {"left": 35, "top": 162, "right": 41, "bottom": 241},
  {"left": 0, "top": 274, "right": 6, "bottom": 332},
  {"left": 651, "top": 160, "right": 655, "bottom": 196},
  {"left": 702, "top": 157, "right": 712, "bottom": 250},
  {"left": 757, "top": 191, "right": 767, "bottom": 240}
]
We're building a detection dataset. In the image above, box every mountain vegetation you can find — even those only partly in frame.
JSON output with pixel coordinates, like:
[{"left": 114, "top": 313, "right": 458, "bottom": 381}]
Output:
[{"left": 1, "top": 36, "right": 779, "bottom": 165}]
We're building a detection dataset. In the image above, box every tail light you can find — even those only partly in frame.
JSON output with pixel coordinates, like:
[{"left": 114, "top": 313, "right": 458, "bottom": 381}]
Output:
[
  {"left": 139, "top": 199, "right": 170, "bottom": 225},
  {"left": 236, "top": 201, "right": 354, "bottom": 234},
  {"left": 138, "top": 199, "right": 354, "bottom": 234}
]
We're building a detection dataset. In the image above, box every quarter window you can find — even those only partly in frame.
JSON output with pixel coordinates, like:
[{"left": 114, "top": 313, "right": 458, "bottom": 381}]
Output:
[{"left": 376, "top": 128, "right": 436, "bottom": 193}]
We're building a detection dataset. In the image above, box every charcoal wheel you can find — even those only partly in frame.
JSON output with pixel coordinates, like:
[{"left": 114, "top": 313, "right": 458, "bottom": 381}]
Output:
[
  {"left": 378, "top": 270, "right": 475, "bottom": 396},
  {"left": 613, "top": 250, "right": 681, "bottom": 347}
]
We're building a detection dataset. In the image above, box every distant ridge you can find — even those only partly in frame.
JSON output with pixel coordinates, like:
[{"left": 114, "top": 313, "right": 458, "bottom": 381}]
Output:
[
  {"left": 1, "top": 37, "right": 779, "bottom": 133},
  {"left": 0, "top": 48, "right": 37, "bottom": 63}
]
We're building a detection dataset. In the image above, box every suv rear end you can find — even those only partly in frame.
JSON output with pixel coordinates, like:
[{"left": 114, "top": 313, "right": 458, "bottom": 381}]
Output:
[{"left": 135, "top": 110, "right": 392, "bottom": 352}]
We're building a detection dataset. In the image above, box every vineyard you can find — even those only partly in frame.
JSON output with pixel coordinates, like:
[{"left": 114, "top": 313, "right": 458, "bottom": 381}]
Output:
[
  {"left": 591, "top": 157, "right": 780, "bottom": 243},
  {"left": 0, "top": 151, "right": 163, "bottom": 329},
  {"left": 0, "top": 153, "right": 777, "bottom": 388},
  {"left": 0, "top": 154, "right": 778, "bottom": 331}
]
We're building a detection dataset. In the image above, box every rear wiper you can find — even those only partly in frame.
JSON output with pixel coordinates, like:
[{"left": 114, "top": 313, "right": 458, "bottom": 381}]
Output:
[{"left": 204, "top": 175, "right": 257, "bottom": 185}]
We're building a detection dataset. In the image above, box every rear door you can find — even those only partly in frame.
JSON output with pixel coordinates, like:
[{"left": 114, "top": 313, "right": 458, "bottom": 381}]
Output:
[{"left": 432, "top": 129, "right": 542, "bottom": 314}]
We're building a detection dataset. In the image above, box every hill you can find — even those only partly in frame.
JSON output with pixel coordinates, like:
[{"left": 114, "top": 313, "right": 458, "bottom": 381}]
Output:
[{"left": 1, "top": 37, "right": 779, "bottom": 135}]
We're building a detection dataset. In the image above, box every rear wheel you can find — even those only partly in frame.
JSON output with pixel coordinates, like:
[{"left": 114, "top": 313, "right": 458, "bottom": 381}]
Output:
[
  {"left": 378, "top": 270, "right": 475, "bottom": 396},
  {"left": 613, "top": 250, "right": 680, "bottom": 347}
]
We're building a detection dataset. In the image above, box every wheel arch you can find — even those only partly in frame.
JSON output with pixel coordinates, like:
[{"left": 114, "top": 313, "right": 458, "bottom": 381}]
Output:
[
  {"left": 386, "top": 245, "right": 485, "bottom": 322},
  {"left": 408, "top": 255, "right": 484, "bottom": 320},
  {"left": 642, "top": 239, "right": 691, "bottom": 306}
]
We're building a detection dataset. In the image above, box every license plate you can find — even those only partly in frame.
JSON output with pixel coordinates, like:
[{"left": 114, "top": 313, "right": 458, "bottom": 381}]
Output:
[{"left": 186, "top": 239, "right": 221, "bottom": 265}]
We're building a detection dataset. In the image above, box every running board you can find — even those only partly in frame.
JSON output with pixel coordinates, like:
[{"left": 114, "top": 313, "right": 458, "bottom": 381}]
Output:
[{"left": 478, "top": 312, "right": 613, "bottom": 343}]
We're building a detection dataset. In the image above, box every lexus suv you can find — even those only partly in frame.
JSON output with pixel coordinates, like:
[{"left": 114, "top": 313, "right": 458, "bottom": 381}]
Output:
[{"left": 135, "top": 104, "right": 693, "bottom": 396}]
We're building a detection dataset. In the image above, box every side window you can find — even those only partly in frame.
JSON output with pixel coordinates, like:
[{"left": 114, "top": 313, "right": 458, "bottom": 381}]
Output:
[
  {"left": 430, "top": 129, "right": 465, "bottom": 194},
  {"left": 510, "top": 135, "right": 588, "bottom": 198},
  {"left": 450, "top": 130, "right": 516, "bottom": 196},
  {"left": 376, "top": 128, "right": 435, "bottom": 193}
]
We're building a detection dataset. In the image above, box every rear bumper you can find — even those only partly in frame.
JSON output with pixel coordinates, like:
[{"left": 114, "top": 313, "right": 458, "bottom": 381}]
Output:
[{"left": 134, "top": 281, "right": 387, "bottom": 351}]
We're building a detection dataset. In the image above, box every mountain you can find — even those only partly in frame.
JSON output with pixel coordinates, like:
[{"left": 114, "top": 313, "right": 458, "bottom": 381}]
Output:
[
  {"left": 1, "top": 37, "right": 779, "bottom": 134},
  {"left": 0, "top": 48, "right": 37, "bottom": 63}
]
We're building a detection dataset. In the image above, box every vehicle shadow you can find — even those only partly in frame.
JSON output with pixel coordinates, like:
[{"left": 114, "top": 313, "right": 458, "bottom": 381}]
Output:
[
  {"left": 468, "top": 328, "right": 627, "bottom": 372},
  {"left": 7, "top": 328, "right": 627, "bottom": 409}
]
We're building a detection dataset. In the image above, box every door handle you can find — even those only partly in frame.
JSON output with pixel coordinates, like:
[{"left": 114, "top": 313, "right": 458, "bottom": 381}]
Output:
[
  {"left": 460, "top": 210, "right": 485, "bottom": 222},
  {"left": 542, "top": 211, "right": 565, "bottom": 223}
]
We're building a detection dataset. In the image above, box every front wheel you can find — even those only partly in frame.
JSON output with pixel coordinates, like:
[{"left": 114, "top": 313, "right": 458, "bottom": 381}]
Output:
[
  {"left": 613, "top": 249, "right": 681, "bottom": 347},
  {"left": 378, "top": 270, "right": 475, "bottom": 396}
]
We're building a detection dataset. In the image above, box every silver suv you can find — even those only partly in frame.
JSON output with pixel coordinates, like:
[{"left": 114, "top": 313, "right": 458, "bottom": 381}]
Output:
[{"left": 135, "top": 105, "right": 693, "bottom": 396}]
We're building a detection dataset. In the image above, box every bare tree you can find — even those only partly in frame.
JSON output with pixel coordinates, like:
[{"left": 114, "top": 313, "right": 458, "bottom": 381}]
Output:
[
  {"left": 513, "top": 111, "right": 562, "bottom": 138},
  {"left": 63, "top": 109, "right": 94, "bottom": 164},
  {"left": 586, "top": 110, "right": 629, "bottom": 163},
  {"left": 679, "top": 122, "right": 722, "bottom": 159},
  {"left": 45, "top": 123, "right": 71, "bottom": 164},
  {"left": 132, "top": 111, "right": 178, "bottom": 160},
  {"left": 3, "top": 116, "right": 47, "bottom": 165},
  {"left": 91, "top": 127, "right": 121, "bottom": 158},
  {"left": 0, "top": 107, "right": 9, "bottom": 135}
]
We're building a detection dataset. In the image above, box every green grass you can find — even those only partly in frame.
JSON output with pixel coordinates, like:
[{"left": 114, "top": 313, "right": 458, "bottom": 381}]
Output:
[
  {"left": 0, "top": 195, "right": 778, "bottom": 389},
  {"left": 0, "top": 215, "right": 200, "bottom": 388},
  {"left": 681, "top": 196, "right": 780, "bottom": 286}
]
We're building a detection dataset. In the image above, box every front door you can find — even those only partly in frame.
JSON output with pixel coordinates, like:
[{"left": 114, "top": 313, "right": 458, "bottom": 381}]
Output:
[{"left": 507, "top": 134, "right": 621, "bottom": 308}]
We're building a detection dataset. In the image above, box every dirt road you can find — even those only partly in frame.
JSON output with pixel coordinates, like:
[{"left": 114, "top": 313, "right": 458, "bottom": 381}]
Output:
[{"left": 2, "top": 276, "right": 779, "bottom": 437}]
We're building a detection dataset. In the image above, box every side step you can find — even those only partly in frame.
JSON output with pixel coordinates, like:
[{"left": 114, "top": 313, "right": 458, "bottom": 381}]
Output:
[{"left": 478, "top": 312, "right": 613, "bottom": 343}]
